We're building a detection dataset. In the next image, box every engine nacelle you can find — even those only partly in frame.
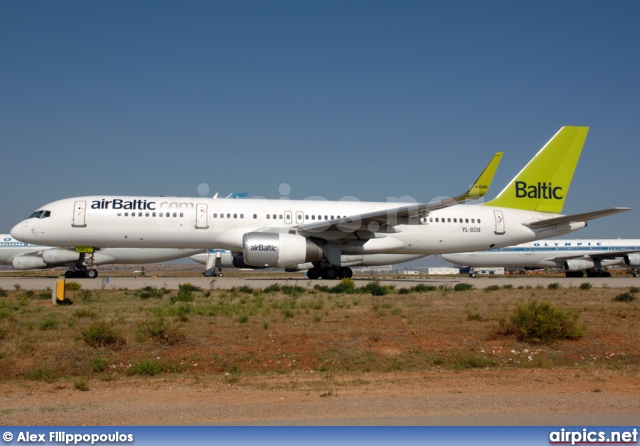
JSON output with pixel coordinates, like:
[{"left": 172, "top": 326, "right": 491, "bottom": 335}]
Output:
[
  {"left": 564, "top": 259, "right": 595, "bottom": 271},
  {"left": 230, "top": 251, "right": 265, "bottom": 269},
  {"left": 12, "top": 256, "right": 47, "bottom": 270},
  {"left": 243, "top": 233, "right": 322, "bottom": 267},
  {"left": 42, "top": 249, "right": 81, "bottom": 264},
  {"left": 624, "top": 253, "right": 640, "bottom": 266}
]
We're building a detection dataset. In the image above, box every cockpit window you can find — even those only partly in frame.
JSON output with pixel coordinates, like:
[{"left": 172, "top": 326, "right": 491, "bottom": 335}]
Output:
[{"left": 28, "top": 210, "right": 51, "bottom": 219}]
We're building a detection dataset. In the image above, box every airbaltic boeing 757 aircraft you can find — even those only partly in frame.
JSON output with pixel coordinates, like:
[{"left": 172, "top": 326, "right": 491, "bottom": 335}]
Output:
[
  {"left": 11, "top": 127, "right": 631, "bottom": 279},
  {"left": 0, "top": 235, "right": 203, "bottom": 278},
  {"left": 443, "top": 239, "right": 640, "bottom": 278}
]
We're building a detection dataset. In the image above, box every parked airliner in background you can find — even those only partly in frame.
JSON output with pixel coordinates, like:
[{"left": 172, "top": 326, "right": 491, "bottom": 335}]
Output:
[
  {"left": 191, "top": 249, "right": 428, "bottom": 276},
  {"left": 443, "top": 239, "right": 640, "bottom": 278},
  {"left": 0, "top": 235, "right": 203, "bottom": 278},
  {"left": 11, "top": 127, "right": 631, "bottom": 280}
]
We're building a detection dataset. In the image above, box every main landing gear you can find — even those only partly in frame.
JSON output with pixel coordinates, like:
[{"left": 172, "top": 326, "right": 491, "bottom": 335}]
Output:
[
  {"left": 565, "top": 270, "right": 612, "bottom": 278},
  {"left": 306, "top": 267, "right": 353, "bottom": 280},
  {"left": 64, "top": 252, "right": 99, "bottom": 279},
  {"left": 65, "top": 268, "right": 99, "bottom": 279}
]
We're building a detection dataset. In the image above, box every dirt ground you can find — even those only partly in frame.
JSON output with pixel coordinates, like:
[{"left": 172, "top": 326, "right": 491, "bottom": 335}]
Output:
[
  {"left": 2, "top": 369, "right": 640, "bottom": 425},
  {"left": 1, "top": 281, "right": 640, "bottom": 425}
]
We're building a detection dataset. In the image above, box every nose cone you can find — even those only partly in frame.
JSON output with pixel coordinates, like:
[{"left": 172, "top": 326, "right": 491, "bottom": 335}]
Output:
[{"left": 10, "top": 221, "right": 24, "bottom": 241}]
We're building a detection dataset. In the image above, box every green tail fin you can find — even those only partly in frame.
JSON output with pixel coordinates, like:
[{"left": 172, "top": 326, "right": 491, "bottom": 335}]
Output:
[{"left": 484, "top": 126, "right": 589, "bottom": 213}]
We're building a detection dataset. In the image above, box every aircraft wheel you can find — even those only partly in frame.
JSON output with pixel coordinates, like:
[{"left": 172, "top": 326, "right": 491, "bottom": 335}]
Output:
[
  {"left": 340, "top": 267, "right": 353, "bottom": 279},
  {"left": 218, "top": 272, "right": 223, "bottom": 277},
  {"left": 87, "top": 269, "right": 98, "bottom": 279},
  {"left": 323, "top": 268, "right": 338, "bottom": 280},
  {"left": 65, "top": 271, "right": 74, "bottom": 279},
  {"left": 307, "top": 268, "right": 320, "bottom": 280}
]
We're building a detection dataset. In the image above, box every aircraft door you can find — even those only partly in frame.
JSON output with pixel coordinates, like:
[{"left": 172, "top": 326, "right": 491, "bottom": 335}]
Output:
[
  {"left": 72, "top": 201, "right": 87, "bottom": 227},
  {"left": 284, "top": 211, "right": 292, "bottom": 225},
  {"left": 493, "top": 210, "right": 505, "bottom": 235},
  {"left": 196, "top": 203, "right": 209, "bottom": 229},
  {"left": 296, "top": 211, "right": 304, "bottom": 224}
]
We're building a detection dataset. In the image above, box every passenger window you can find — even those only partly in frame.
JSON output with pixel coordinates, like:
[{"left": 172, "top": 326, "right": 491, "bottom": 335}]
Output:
[
  {"left": 180, "top": 213, "right": 184, "bottom": 217},
  {"left": 227, "top": 214, "right": 231, "bottom": 218},
  {"left": 471, "top": 219, "right": 475, "bottom": 223},
  {"left": 253, "top": 214, "right": 257, "bottom": 219},
  {"left": 138, "top": 212, "right": 142, "bottom": 217},
  {"left": 173, "top": 212, "right": 177, "bottom": 217},
  {"left": 213, "top": 213, "right": 217, "bottom": 218},
  {"left": 465, "top": 218, "right": 469, "bottom": 223},
  {"left": 234, "top": 214, "right": 237, "bottom": 219},
  {"left": 478, "top": 219, "right": 481, "bottom": 224},
  {"left": 279, "top": 215, "right": 283, "bottom": 220},
  {"left": 266, "top": 215, "right": 270, "bottom": 219},
  {"left": 240, "top": 214, "right": 244, "bottom": 219},
  {"left": 312, "top": 215, "right": 315, "bottom": 220},
  {"left": 152, "top": 212, "right": 156, "bottom": 217},
  {"left": 166, "top": 212, "right": 170, "bottom": 217},
  {"left": 125, "top": 212, "right": 129, "bottom": 217},
  {"left": 453, "top": 218, "right": 457, "bottom": 223},
  {"left": 447, "top": 218, "right": 451, "bottom": 223}
]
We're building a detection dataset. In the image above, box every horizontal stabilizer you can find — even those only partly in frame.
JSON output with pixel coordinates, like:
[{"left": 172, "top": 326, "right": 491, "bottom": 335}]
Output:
[{"left": 524, "top": 207, "right": 632, "bottom": 228}]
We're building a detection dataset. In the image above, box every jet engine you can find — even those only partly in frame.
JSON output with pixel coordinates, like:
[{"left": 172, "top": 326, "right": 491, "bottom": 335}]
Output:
[
  {"left": 564, "top": 259, "right": 595, "bottom": 271},
  {"left": 624, "top": 253, "right": 640, "bottom": 266},
  {"left": 12, "top": 256, "right": 47, "bottom": 270},
  {"left": 243, "top": 232, "right": 322, "bottom": 267},
  {"left": 42, "top": 249, "right": 81, "bottom": 264}
]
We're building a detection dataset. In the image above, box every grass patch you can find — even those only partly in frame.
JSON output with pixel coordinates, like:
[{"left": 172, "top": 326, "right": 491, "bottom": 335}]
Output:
[
  {"left": 74, "top": 378, "right": 90, "bottom": 391},
  {"left": 24, "top": 366, "right": 59, "bottom": 383},
  {"left": 65, "top": 281, "right": 82, "bottom": 290},
  {"left": 137, "top": 316, "right": 186, "bottom": 345},
  {"left": 135, "top": 286, "right": 168, "bottom": 299},
  {"left": 496, "top": 299, "right": 585, "bottom": 344},
  {"left": 613, "top": 292, "right": 636, "bottom": 302},
  {"left": 451, "top": 352, "right": 493, "bottom": 369},
  {"left": 126, "top": 360, "right": 163, "bottom": 376},
  {"left": 81, "top": 320, "right": 126, "bottom": 349},
  {"left": 90, "top": 358, "right": 108, "bottom": 373}
]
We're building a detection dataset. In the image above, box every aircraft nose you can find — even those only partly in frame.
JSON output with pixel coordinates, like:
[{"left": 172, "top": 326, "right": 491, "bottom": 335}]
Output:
[{"left": 10, "top": 221, "right": 24, "bottom": 241}]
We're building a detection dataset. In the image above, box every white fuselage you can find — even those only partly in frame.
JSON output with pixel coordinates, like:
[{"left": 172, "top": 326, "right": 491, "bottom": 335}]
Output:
[
  {"left": 442, "top": 239, "right": 640, "bottom": 269},
  {"left": 10, "top": 195, "right": 582, "bottom": 258}
]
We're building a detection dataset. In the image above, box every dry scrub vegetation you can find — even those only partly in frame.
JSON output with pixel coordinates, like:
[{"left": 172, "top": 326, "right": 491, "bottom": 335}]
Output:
[{"left": 0, "top": 280, "right": 639, "bottom": 391}]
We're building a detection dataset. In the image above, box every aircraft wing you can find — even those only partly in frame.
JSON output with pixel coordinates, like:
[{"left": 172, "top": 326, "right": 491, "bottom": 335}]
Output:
[
  {"left": 297, "top": 152, "right": 503, "bottom": 240},
  {"left": 552, "top": 249, "right": 640, "bottom": 262},
  {"left": 523, "top": 207, "right": 632, "bottom": 229}
]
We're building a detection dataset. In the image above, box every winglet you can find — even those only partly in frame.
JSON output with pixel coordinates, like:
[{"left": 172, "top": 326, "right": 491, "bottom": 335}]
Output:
[
  {"left": 484, "top": 126, "right": 589, "bottom": 213},
  {"left": 451, "top": 151, "right": 503, "bottom": 203}
]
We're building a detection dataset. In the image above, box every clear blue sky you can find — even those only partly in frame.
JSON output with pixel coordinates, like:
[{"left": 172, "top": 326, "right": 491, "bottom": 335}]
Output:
[{"left": 1, "top": 0, "right": 639, "bottom": 239}]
